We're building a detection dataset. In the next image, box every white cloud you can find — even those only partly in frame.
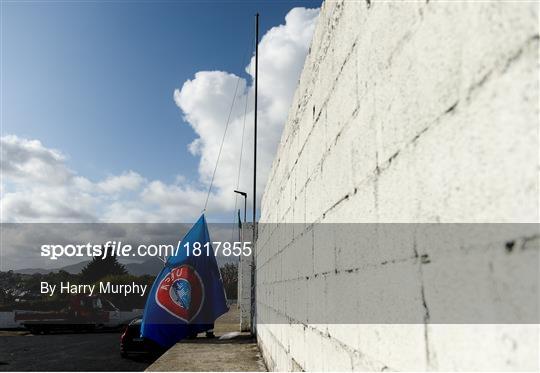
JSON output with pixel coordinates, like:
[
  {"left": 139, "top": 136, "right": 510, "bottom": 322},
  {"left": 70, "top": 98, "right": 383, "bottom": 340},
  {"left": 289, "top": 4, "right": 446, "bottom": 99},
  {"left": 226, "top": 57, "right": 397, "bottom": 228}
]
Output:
[
  {"left": 0, "top": 135, "right": 98, "bottom": 222},
  {"left": 1, "top": 187, "right": 97, "bottom": 222},
  {"left": 174, "top": 7, "right": 320, "bottom": 211},
  {"left": 0, "top": 7, "right": 319, "bottom": 223},
  {"left": 0, "top": 134, "right": 214, "bottom": 222},
  {"left": 97, "top": 171, "right": 145, "bottom": 194},
  {"left": 0, "top": 135, "right": 72, "bottom": 185}
]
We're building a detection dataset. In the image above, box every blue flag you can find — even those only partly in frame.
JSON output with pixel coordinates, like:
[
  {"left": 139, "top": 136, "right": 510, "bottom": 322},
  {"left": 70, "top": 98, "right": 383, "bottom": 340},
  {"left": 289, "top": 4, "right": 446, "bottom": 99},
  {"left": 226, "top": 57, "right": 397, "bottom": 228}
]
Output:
[{"left": 141, "top": 214, "right": 228, "bottom": 347}]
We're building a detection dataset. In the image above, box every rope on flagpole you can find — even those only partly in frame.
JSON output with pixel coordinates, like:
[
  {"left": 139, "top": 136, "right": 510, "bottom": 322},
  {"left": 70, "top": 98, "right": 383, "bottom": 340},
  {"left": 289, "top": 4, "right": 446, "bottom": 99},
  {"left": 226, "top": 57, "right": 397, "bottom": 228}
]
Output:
[
  {"left": 202, "top": 72, "right": 242, "bottom": 213},
  {"left": 202, "top": 36, "right": 253, "bottom": 214},
  {"left": 231, "top": 84, "right": 250, "bottom": 240}
]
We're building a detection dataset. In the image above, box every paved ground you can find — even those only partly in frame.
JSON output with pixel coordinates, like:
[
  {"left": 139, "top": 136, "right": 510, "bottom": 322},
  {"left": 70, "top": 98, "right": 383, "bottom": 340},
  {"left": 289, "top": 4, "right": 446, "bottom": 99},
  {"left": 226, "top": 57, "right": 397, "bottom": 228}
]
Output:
[
  {"left": 146, "top": 306, "right": 266, "bottom": 372},
  {"left": 0, "top": 306, "right": 265, "bottom": 372},
  {"left": 0, "top": 331, "right": 153, "bottom": 371}
]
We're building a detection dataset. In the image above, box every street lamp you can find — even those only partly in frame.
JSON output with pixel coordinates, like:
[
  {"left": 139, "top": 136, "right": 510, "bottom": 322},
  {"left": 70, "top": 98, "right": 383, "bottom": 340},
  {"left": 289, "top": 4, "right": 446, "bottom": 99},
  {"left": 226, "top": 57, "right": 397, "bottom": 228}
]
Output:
[{"left": 234, "top": 190, "right": 247, "bottom": 225}]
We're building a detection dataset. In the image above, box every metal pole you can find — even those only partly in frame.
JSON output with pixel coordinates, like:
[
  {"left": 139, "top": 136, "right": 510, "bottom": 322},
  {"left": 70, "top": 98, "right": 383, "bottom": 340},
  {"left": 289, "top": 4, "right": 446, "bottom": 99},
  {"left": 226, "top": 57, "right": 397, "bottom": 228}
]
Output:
[
  {"left": 234, "top": 190, "right": 247, "bottom": 225},
  {"left": 253, "top": 13, "right": 259, "bottom": 239},
  {"left": 251, "top": 12, "right": 259, "bottom": 335}
]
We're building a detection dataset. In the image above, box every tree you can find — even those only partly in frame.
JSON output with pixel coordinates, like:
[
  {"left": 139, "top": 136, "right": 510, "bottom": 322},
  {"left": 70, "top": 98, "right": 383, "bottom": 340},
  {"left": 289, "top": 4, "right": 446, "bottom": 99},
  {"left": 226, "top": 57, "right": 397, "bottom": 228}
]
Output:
[
  {"left": 97, "top": 273, "right": 155, "bottom": 310},
  {"left": 80, "top": 246, "right": 127, "bottom": 283},
  {"left": 220, "top": 263, "right": 238, "bottom": 300}
]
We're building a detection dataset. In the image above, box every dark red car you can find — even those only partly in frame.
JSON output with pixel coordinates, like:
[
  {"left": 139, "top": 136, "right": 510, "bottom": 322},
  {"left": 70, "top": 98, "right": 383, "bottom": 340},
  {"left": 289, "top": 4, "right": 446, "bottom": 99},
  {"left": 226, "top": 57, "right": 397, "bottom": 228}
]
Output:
[{"left": 120, "top": 317, "right": 165, "bottom": 358}]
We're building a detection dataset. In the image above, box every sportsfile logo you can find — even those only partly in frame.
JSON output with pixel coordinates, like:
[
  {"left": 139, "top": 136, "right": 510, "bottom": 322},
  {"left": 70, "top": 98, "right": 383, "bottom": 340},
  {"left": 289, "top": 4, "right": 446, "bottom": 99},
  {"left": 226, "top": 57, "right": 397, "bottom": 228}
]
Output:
[{"left": 40, "top": 240, "right": 252, "bottom": 260}]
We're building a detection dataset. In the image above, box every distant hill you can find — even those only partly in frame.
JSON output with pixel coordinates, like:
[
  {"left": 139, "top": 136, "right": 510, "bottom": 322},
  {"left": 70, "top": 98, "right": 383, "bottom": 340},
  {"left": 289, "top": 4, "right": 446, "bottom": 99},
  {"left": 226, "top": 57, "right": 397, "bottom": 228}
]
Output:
[
  {"left": 125, "top": 259, "right": 163, "bottom": 276},
  {"left": 14, "top": 260, "right": 90, "bottom": 275},
  {"left": 14, "top": 255, "right": 238, "bottom": 276},
  {"left": 14, "top": 259, "right": 157, "bottom": 276},
  {"left": 61, "top": 260, "right": 91, "bottom": 273},
  {"left": 12, "top": 267, "right": 52, "bottom": 275}
]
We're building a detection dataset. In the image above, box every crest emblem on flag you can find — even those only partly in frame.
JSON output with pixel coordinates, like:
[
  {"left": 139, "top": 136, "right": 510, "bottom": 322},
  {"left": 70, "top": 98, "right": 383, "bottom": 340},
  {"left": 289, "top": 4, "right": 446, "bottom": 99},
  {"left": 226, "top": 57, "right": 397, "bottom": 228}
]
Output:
[{"left": 155, "top": 264, "right": 205, "bottom": 322}]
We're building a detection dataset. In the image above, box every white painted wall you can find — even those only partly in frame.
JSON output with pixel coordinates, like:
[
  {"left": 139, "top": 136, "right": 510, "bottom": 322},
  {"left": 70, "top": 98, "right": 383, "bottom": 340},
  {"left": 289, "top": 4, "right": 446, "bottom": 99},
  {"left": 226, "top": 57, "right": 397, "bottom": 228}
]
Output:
[
  {"left": 238, "top": 224, "right": 253, "bottom": 332},
  {"left": 255, "top": 0, "right": 539, "bottom": 371}
]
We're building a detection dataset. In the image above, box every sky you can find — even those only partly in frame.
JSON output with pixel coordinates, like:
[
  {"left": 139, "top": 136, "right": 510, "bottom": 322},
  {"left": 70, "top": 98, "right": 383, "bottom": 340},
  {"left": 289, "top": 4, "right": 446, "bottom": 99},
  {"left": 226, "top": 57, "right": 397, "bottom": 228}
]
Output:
[{"left": 1, "top": 0, "right": 322, "bottom": 224}]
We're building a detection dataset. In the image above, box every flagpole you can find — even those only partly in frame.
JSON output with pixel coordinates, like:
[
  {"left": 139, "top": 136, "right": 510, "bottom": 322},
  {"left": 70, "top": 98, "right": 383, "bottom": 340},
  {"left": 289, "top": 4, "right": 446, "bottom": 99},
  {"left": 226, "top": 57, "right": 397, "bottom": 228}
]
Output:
[
  {"left": 251, "top": 12, "right": 259, "bottom": 335},
  {"left": 252, "top": 13, "right": 259, "bottom": 239}
]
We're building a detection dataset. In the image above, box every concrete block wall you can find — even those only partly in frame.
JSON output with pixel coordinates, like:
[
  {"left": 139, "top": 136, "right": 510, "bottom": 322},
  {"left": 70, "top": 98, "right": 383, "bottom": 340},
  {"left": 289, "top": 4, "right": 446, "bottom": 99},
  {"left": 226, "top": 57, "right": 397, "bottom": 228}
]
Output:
[{"left": 256, "top": 0, "right": 539, "bottom": 371}]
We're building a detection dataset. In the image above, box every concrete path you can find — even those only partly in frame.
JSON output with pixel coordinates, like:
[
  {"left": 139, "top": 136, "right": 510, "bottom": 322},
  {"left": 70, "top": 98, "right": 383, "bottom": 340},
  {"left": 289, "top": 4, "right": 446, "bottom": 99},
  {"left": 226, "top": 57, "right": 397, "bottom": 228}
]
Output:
[{"left": 146, "top": 306, "right": 266, "bottom": 372}]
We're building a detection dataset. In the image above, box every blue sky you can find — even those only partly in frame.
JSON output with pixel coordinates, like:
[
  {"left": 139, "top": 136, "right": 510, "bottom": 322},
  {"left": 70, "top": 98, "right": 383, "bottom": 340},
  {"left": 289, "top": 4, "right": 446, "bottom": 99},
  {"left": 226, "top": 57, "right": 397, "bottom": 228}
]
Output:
[
  {"left": 1, "top": 1, "right": 321, "bottom": 223},
  {"left": 3, "top": 0, "right": 321, "bottom": 185}
]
